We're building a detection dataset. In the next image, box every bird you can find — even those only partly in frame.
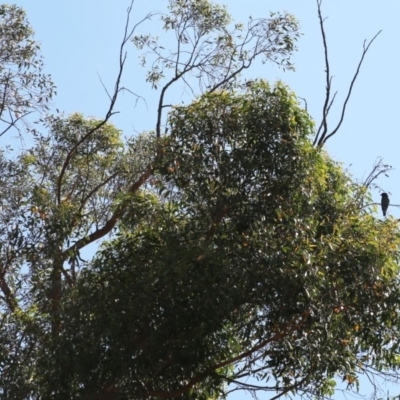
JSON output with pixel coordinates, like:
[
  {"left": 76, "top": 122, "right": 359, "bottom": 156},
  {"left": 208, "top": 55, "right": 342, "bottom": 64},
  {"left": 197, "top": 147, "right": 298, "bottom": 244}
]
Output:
[{"left": 381, "top": 193, "right": 389, "bottom": 217}]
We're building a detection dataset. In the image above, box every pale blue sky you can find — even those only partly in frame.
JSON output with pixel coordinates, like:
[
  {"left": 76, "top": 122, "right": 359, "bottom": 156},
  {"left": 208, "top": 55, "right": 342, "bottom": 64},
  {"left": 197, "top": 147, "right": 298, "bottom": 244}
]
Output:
[{"left": 12, "top": 0, "right": 400, "bottom": 398}]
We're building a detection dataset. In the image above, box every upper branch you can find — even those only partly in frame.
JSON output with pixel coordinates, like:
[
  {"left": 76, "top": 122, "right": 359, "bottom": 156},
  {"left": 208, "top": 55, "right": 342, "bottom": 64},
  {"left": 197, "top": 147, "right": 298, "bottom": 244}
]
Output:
[
  {"left": 56, "top": 1, "right": 154, "bottom": 204},
  {"left": 313, "top": 0, "right": 381, "bottom": 148}
]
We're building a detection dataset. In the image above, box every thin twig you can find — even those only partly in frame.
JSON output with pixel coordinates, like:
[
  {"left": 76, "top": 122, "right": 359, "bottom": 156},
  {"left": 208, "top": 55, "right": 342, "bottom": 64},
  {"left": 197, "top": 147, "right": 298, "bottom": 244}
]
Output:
[{"left": 97, "top": 72, "right": 112, "bottom": 101}]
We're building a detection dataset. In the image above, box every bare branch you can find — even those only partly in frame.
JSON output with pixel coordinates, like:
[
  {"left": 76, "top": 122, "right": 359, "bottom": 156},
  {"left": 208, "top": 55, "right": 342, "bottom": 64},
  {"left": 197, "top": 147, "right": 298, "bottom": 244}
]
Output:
[
  {"left": 97, "top": 72, "right": 112, "bottom": 101},
  {"left": 299, "top": 96, "right": 308, "bottom": 111},
  {"left": 362, "top": 157, "right": 392, "bottom": 189},
  {"left": 313, "top": 0, "right": 331, "bottom": 147},
  {"left": 120, "top": 87, "right": 148, "bottom": 109},
  {"left": 156, "top": 70, "right": 190, "bottom": 138},
  {"left": 313, "top": 0, "right": 382, "bottom": 147},
  {"left": 318, "top": 31, "right": 381, "bottom": 147},
  {"left": 0, "top": 111, "right": 32, "bottom": 138}
]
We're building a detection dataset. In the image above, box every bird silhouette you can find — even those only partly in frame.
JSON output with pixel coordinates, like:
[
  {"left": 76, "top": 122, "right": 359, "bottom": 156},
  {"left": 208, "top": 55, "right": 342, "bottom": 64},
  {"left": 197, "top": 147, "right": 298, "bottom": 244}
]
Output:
[{"left": 381, "top": 193, "right": 389, "bottom": 217}]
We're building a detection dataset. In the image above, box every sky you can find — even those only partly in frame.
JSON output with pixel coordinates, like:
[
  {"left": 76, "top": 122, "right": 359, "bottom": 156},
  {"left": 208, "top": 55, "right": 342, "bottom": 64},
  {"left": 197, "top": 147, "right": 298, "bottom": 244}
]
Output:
[{"left": 10, "top": 0, "right": 400, "bottom": 398}]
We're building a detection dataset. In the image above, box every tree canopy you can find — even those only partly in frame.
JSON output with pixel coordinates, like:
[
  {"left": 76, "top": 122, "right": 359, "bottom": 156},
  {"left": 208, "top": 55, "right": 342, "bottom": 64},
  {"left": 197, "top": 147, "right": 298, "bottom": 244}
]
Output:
[{"left": 0, "top": 1, "right": 399, "bottom": 400}]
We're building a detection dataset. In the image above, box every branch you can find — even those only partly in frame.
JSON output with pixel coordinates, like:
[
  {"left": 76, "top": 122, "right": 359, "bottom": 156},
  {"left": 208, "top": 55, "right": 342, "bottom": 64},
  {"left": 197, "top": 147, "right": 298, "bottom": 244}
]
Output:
[
  {"left": 62, "top": 166, "right": 153, "bottom": 258},
  {"left": 0, "top": 76, "right": 10, "bottom": 120},
  {"left": 0, "top": 110, "right": 32, "bottom": 137},
  {"left": 268, "top": 376, "right": 310, "bottom": 400},
  {"left": 362, "top": 202, "right": 400, "bottom": 211},
  {"left": 206, "top": 204, "right": 230, "bottom": 241},
  {"left": 0, "top": 268, "right": 17, "bottom": 312},
  {"left": 313, "top": 0, "right": 331, "bottom": 147},
  {"left": 156, "top": 70, "right": 189, "bottom": 138},
  {"left": 52, "top": 3, "right": 155, "bottom": 333},
  {"left": 362, "top": 157, "right": 392, "bottom": 189},
  {"left": 56, "top": 2, "right": 154, "bottom": 203},
  {"left": 214, "top": 310, "right": 310, "bottom": 372},
  {"left": 146, "top": 310, "right": 310, "bottom": 399},
  {"left": 208, "top": 62, "right": 249, "bottom": 94},
  {"left": 97, "top": 72, "right": 112, "bottom": 101},
  {"left": 78, "top": 172, "right": 120, "bottom": 215},
  {"left": 318, "top": 31, "right": 381, "bottom": 147},
  {"left": 313, "top": 0, "right": 381, "bottom": 147}
]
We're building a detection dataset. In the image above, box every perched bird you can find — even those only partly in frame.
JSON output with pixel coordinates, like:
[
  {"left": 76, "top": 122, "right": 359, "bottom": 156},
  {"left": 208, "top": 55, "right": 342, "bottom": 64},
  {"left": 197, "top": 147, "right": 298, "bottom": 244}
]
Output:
[{"left": 381, "top": 193, "right": 390, "bottom": 217}]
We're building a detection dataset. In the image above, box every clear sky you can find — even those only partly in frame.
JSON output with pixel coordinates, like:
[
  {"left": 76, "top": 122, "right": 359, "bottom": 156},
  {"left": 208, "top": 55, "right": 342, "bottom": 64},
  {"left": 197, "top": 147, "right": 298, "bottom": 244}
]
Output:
[{"left": 11, "top": 0, "right": 400, "bottom": 398}]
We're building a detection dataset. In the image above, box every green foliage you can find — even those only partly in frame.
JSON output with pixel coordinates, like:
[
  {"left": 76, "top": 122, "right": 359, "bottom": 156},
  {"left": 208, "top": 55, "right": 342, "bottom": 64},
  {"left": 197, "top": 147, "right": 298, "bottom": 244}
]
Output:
[
  {"left": 133, "top": 0, "right": 299, "bottom": 104},
  {"left": 34, "top": 82, "right": 400, "bottom": 399},
  {"left": 0, "top": 5, "right": 55, "bottom": 135},
  {"left": 0, "top": 1, "right": 400, "bottom": 400},
  {"left": 0, "top": 114, "right": 156, "bottom": 398}
]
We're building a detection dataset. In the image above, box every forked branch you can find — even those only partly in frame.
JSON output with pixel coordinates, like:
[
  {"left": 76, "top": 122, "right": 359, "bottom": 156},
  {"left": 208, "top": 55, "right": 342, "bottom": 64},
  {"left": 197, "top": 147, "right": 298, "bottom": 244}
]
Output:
[
  {"left": 313, "top": 0, "right": 381, "bottom": 148},
  {"left": 363, "top": 157, "right": 392, "bottom": 189}
]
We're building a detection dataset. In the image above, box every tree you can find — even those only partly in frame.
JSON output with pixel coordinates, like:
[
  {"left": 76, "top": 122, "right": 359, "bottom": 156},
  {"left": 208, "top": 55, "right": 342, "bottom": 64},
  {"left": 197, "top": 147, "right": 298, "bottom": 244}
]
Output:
[
  {"left": 0, "top": 4, "right": 55, "bottom": 137},
  {"left": 0, "top": 1, "right": 399, "bottom": 400}
]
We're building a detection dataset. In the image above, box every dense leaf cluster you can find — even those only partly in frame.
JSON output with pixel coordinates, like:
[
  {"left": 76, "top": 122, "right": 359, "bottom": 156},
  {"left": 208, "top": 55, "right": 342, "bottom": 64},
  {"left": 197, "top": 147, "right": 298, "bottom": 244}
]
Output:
[
  {"left": 0, "top": 2, "right": 399, "bottom": 400},
  {"left": 40, "top": 83, "right": 400, "bottom": 399}
]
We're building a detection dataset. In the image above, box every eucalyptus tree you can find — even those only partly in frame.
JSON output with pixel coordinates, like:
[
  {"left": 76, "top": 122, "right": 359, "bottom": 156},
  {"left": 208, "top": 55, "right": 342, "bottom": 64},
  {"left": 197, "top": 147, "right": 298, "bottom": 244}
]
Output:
[{"left": 0, "top": 2, "right": 398, "bottom": 400}]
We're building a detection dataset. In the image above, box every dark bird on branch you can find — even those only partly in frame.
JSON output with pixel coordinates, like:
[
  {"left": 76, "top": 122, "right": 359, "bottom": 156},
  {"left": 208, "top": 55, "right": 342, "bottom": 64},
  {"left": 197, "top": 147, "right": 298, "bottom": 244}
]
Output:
[{"left": 381, "top": 193, "right": 389, "bottom": 217}]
